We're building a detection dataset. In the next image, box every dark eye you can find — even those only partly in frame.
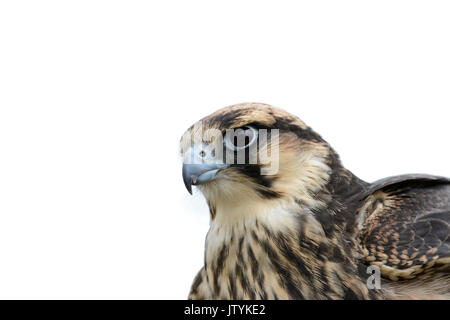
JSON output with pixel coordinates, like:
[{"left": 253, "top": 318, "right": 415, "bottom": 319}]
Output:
[{"left": 224, "top": 125, "right": 258, "bottom": 151}]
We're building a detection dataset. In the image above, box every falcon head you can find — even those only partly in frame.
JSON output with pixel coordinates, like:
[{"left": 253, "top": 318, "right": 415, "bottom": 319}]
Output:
[{"left": 180, "top": 103, "right": 340, "bottom": 221}]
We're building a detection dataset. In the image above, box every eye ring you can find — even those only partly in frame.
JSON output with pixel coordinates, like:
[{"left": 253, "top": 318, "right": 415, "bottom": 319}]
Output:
[{"left": 224, "top": 125, "right": 258, "bottom": 151}]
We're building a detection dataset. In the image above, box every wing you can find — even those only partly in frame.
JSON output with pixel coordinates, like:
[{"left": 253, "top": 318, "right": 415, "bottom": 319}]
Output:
[{"left": 357, "top": 174, "right": 450, "bottom": 281}]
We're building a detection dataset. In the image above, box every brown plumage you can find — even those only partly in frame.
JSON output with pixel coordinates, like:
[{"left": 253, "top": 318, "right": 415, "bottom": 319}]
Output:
[{"left": 180, "top": 102, "right": 450, "bottom": 300}]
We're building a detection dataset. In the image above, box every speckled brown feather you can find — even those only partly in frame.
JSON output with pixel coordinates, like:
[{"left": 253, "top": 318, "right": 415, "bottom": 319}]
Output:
[{"left": 358, "top": 176, "right": 450, "bottom": 281}]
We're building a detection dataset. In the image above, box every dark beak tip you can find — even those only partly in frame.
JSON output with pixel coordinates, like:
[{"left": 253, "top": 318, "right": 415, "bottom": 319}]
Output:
[
  {"left": 182, "top": 164, "right": 193, "bottom": 195},
  {"left": 183, "top": 177, "right": 193, "bottom": 195}
]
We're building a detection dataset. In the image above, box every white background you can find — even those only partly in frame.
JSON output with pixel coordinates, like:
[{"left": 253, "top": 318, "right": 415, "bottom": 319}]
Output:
[{"left": 0, "top": 1, "right": 449, "bottom": 299}]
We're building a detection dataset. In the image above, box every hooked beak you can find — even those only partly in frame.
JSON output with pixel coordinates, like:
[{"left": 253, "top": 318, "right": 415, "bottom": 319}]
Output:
[{"left": 182, "top": 163, "right": 228, "bottom": 194}]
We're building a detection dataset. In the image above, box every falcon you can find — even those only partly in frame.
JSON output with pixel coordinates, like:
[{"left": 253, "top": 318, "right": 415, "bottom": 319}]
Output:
[{"left": 180, "top": 102, "right": 450, "bottom": 300}]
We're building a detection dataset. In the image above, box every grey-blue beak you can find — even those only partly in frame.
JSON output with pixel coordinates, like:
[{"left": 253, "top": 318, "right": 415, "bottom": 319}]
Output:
[{"left": 182, "top": 163, "right": 227, "bottom": 194}]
